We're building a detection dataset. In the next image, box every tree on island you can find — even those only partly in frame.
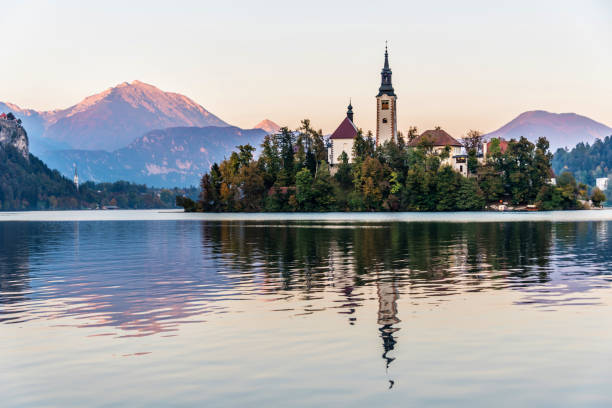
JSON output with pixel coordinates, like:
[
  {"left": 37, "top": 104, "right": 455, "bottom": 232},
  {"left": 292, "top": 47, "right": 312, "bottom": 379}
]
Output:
[
  {"left": 178, "top": 119, "right": 586, "bottom": 213},
  {"left": 590, "top": 187, "right": 606, "bottom": 207}
]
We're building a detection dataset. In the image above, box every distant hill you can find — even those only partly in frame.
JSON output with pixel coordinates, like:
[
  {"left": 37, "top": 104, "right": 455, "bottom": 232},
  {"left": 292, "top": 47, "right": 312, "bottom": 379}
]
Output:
[
  {"left": 40, "top": 126, "right": 268, "bottom": 188},
  {"left": 552, "top": 136, "right": 612, "bottom": 189},
  {"left": 254, "top": 119, "right": 281, "bottom": 134},
  {"left": 1, "top": 81, "right": 229, "bottom": 152},
  {"left": 0, "top": 118, "right": 192, "bottom": 210},
  {"left": 485, "top": 110, "right": 612, "bottom": 150}
]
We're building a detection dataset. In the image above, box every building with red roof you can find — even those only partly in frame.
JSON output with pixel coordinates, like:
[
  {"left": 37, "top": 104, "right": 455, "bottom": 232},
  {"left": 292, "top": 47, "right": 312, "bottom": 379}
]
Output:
[
  {"left": 409, "top": 128, "right": 468, "bottom": 176},
  {"left": 328, "top": 102, "right": 358, "bottom": 165}
]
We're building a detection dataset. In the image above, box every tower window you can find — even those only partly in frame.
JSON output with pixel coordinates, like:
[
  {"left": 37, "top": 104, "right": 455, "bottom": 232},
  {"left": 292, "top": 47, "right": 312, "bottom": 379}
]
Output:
[
  {"left": 382, "top": 118, "right": 388, "bottom": 124},
  {"left": 381, "top": 100, "right": 389, "bottom": 110}
]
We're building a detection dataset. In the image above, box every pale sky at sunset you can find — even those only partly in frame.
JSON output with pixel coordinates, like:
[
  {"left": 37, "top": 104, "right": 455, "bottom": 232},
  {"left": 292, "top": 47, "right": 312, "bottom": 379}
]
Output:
[{"left": 1, "top": 0, "right": 610, "bottom": 137}]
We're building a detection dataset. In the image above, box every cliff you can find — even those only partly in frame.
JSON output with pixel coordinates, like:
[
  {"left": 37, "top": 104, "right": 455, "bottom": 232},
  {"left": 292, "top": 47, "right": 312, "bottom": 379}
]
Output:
[{"left": 0, "top": 116, "right": 29, "bottom": 159}]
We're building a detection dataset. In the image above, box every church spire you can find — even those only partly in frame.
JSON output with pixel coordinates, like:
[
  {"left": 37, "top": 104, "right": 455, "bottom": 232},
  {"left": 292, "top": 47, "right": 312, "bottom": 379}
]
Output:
[
  {"left": 377, "top": 42, "right": 395, "bottom": 97},
  {"left": 347, "top": 98, "right": 353, "bottom": 122},
  {"left": 384, "top": 41, "right": 389, "bottom": 70}
]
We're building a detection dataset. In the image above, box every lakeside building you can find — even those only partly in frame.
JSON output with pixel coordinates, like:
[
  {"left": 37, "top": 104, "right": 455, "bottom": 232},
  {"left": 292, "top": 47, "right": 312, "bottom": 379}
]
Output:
[
  {"left": 408, "top": 128, "right": 468, "bottom": 176},
  {"left": 328, "top": 45, "right": 397, "bottom": 165},
  {"left": 325, "top": 46, "right": 521, "bottom": 179},
  {"left": 328, "top": 102, "right": 358, "bottom": 165},
  {"left": 596, "top": 177, "right": 609, "bottom": 191}
]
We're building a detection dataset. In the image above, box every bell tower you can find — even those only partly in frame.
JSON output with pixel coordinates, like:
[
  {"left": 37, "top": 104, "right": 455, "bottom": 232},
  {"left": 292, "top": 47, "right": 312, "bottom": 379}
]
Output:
[{"left": 376, "top": 43, "right": 397, "bottom": 145}]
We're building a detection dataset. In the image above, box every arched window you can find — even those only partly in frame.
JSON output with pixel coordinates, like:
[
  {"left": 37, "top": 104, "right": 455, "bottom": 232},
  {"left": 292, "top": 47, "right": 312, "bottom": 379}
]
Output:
[{"left": 382, "top": 118, "right": 388, "bottom": 124}]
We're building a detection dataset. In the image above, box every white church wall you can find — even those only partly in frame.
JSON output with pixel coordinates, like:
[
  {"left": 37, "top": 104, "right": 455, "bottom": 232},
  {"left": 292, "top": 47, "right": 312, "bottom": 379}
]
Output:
[{"left": 329, "top": 138, "right": 355, "bottom": 165}]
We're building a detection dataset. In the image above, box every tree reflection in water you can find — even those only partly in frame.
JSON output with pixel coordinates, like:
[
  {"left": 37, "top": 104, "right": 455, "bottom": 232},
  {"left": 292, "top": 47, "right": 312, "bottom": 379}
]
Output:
[
  {"left": 201, "top": 221, "right": 561, "bottom": 381},
  {"left": 1, "top": 220, "right": 611, "bottom": 386}
]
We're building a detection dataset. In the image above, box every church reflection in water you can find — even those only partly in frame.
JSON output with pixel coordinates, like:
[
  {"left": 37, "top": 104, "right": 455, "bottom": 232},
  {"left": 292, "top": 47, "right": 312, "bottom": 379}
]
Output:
[
  {"left": 198, "top": 220, "right": 610, "bottom": 380},
  {"left": 2, "top": 220, "right": 612, "bottom": 380}
]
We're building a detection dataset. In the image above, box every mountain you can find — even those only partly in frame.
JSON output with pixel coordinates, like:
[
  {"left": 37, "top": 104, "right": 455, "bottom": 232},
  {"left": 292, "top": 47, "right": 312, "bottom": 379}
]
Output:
[
  {"left": 0, "top": 116, "right": 80, "bottom": 210},
  {"left": 0, "top": 118, "right": 194, "bottom": 210},
  {"left": 484, "top": 110, "right": 612, "bottom": 150},
  {"left": 40, "top": 126, "right": 267, "bottom": 188},
  {"left": 1, "top": 81, "right": 229, "bottom": 152},
  {"left": 254, "top": 119, "right": 280, "bottom": 134},
  {"left": 0, "top": 102, "right": 69, "bottom": 155}
]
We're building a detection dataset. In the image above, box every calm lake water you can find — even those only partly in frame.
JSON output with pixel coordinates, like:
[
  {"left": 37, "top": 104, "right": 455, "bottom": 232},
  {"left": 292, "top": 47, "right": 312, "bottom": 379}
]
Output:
[{"left": 2, "top": 210, "right": 612, "bottom": 407}]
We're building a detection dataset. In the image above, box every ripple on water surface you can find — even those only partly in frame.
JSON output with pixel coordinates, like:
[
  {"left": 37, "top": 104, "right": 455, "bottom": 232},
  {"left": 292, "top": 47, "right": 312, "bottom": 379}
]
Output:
[{"left": 2, "top": 217, "right": 612, "bottom": 406}]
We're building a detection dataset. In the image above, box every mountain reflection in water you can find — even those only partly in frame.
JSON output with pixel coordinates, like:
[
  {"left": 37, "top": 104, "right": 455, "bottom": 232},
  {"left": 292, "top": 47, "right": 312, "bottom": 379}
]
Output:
[
  {"left": 2, "top": 221, "right": 611, "bottom": 333},
  {"left": 2, "top": 219, "right": 612, "bottom": 406}
]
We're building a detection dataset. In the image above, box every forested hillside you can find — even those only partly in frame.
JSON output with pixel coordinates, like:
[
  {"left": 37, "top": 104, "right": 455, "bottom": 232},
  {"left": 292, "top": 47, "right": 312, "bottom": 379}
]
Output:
[
  {"left": 0, "top": 144, "right": 196, "bottom": 210},
  {"left": 553, "top": 136, "right": 612, "bottom": 192}
]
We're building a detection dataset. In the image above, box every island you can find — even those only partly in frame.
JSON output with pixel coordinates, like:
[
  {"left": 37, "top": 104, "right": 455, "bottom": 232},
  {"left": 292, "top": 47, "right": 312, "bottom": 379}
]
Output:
[{"left": 177, "top": 120, "right": 605, "bottom": 213}]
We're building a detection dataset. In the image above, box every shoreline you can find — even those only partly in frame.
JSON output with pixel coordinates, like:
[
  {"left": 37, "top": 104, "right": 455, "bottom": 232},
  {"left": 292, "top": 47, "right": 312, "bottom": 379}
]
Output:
[{"left": 2, "top": 208, "right": 612, "bottom": 223}]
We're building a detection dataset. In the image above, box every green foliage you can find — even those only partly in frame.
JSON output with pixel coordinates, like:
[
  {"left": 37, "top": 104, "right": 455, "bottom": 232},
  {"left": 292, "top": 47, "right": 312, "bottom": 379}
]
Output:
[
  {"left": 591, "top": 187, "right": 606, "bottom": 207},
  {"left": 536, "top": 171, "right": 580, "bottom": 210},
  {"left": 552, "top": 136, "right": 612, "bottom": 188},
  {"left": 182, "top": 119, "right": 568, "bottom": 213},
  {"left": 0, "top": 144, "right": 192, "bottom": 211},
  {"left": 295, "top": 168, "right": 314, "bottom": 210},
  {"left": 334, "top": 151, "right": 352, "bottom": 189},
  {"left": 456, "top": 178, "right": 486, "bottom": 210},
  {"left": 176, "top": 196, "right": 197, "bottom": 212}
]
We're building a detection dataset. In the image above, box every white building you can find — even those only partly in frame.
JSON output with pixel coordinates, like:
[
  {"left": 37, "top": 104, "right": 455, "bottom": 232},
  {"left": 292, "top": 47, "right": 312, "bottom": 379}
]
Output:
[
  {"left": 408, "top": 129, "right": 468, "bottom": 176},
  {"left": 596, "top": 177, "right": 609, "bottom": 191},
  {"left": 376, "top": 45, "right": 397, "bottom": 146},
  {"left": 328, "top": 102, "right": 358, "bottom": 165}
]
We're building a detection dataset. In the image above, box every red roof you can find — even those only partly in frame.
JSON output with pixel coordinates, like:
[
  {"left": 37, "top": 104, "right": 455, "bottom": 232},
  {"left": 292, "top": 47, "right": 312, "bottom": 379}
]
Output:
[
  {"left": 408, "top": 129, "right": 462, "bottom": 147},
  {"left": 330, "top": 117, "right": 358, "bottom": 140},
  {"left": 487, "top": 138, "right": 509, "bottom": 154}
]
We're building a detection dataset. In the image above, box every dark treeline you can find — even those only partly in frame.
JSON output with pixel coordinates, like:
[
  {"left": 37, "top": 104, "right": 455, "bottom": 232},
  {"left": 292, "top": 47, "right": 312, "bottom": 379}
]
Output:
[
  {"left": 0, "top": 144, "right": 196, "bottom": 210},
  {"left": 180, "top": 119, "right": 593, "bottom": 212},
  {"left": 553, "top": 135, "right": 612, "bottom": 199}
]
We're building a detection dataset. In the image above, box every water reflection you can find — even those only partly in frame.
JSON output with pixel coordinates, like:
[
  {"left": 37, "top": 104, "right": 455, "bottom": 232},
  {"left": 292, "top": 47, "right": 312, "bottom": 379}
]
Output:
[{"left": 1, "top": 220, "right": 612, "bottom": 352}]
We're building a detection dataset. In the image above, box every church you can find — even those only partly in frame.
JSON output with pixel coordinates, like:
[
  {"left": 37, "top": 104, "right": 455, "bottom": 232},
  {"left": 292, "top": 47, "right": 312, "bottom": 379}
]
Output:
[
  {"left": 328, "top": 45, "right": 396, "bottom": 165},
  {"left": 328, "top": 46, "right": 467, "bottom": 176}
]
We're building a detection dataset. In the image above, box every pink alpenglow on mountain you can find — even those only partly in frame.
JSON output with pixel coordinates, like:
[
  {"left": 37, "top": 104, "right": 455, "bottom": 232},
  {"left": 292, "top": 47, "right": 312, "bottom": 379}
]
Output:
[
  {"left": 484, "top": 110, "right": 612, "bottom": 150},
  {"left": 254, "top": 119, "right": 281, "bottom": 134},
  {"left": 45, "top": 81, "right": 229, "bottom": 151},
  {"left": 1, "top": 81, "right": 229, "bottom": 152}
]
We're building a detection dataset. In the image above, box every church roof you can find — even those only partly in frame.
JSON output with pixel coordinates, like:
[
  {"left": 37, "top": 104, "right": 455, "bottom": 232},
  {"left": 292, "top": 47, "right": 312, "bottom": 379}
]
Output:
[
  {"left": 330, "top": 117, "right": 358, "bottom": 140},
  {"left": 408, "top": 129, "right": 462, "bottom": 147}
]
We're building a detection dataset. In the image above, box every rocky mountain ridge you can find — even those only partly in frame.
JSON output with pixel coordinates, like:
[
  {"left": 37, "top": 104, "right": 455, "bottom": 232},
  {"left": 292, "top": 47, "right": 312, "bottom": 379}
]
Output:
[{"left": 1, "top": 81, "right": 229, "bottom": 152}]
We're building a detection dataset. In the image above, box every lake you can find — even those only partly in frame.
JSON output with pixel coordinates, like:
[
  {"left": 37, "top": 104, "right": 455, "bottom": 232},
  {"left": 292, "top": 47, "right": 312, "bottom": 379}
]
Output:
[{"left": 2, "top": 210, "right": 612, "bottom": 407}]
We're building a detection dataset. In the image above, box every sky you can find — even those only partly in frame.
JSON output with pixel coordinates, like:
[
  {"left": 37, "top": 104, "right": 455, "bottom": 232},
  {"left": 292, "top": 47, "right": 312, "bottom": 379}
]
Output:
[{"left": 0, "top": 0, "right": 610, "bottom": 136}]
